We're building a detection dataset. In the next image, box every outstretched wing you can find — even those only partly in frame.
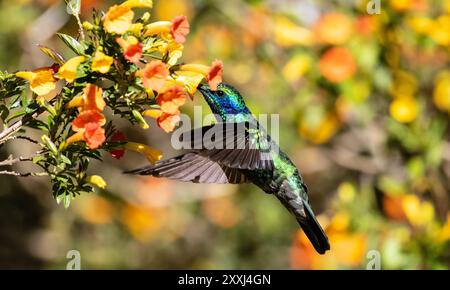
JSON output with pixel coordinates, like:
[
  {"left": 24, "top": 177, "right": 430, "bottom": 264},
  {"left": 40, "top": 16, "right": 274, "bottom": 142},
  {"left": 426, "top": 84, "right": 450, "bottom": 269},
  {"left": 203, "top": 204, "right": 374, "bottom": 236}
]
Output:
[
  {"left": 125, "top": 152, "right": 248, "bottom": 184},
  {"left": 178, "top": 121, "right": 274, "bottom": 171}
]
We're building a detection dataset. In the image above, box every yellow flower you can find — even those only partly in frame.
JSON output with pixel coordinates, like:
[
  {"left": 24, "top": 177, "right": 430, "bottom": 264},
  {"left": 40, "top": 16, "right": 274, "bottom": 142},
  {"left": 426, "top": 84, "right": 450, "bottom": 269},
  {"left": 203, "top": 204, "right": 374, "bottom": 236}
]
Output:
[
  {"left": 408, "top": 16, "right": 434, "bottom": 34},
  {"left": 103, "top": 5, "right": 134, "bottom": 34},
  {"left": 273, "top": 16, "right": 313, "bottom": 47},
  {"left": 77, "top": 195, "right": 114, "bottom": 225},
  {"left": 125, "top": 142, "right": 162, "bottom": 164},
  {"left": 401, "top": 195, "right": 435, "bottom": 228},
  {"left": 282, "top": 54, "right": 311, "bottom": 83},
  {"left": 142, "top": 109, "right": 162, "bottom": 119},
  {"left": 82, "top": 21, "right": 95, "bottom": 31},
  {"left": 58, "top": 56, "right": 86, "bottom": 83},
  {"left": 429, "top": 15, "right": 450, "bottom": 46},
  {"left": 16, "top": 67, "right": 57, "bottom": 96},
  {"left": 86, "top": 175, "right": 107, "bottom": 189},
  {"left": 122, "top": 0, "right": 153, "bottom": 9},
  {"left": 128, "top": 23, "right": 144, "bottom": 35},
  {"left": 433, "top": 70, "right": 450, "bottom": 112},
  {"left": 92, "top": 51, "right": 114, "bottom": 74},
  {"left": 389, "top": 0, "right": 411, "bottom": 11},
  {"left": 173, "top": 71, "right": 204, "bottom": 94},
  {"left": 390, "top": 97, "right": 418, "bottom": 123},
  {"left": 298, "top": 113, "right": 339, "bottom": 144}
]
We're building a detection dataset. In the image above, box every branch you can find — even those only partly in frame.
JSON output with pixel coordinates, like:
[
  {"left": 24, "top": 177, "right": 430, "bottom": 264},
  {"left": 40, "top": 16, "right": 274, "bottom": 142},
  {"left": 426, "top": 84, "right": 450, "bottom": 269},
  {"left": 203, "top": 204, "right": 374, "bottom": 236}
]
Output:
[
  {"left": 0, "top": 107, "right": 45, "bottom": 144},
  {"left": 0, "top": 154, "right": 35, "bottom": 167},
  {"left": 0, "top": 170, "right": 48, "bottom": 177}
]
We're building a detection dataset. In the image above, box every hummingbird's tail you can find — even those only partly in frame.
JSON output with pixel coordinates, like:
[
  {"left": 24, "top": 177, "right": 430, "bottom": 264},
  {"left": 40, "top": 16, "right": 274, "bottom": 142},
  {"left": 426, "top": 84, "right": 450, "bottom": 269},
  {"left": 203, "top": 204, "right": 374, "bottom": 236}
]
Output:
[
  {"left": 275, "top": 191, "right": 330, "bottom": 254},
  {"left": 297, "top": 203, "right": 330, "bottom": 255}
]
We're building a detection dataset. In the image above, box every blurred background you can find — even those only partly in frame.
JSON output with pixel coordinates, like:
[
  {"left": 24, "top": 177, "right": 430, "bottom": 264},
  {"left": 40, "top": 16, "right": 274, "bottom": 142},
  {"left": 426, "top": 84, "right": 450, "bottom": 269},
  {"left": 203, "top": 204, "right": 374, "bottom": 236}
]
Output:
[{"left": 1, "top": 0, "right": 450, "bottom": 269}]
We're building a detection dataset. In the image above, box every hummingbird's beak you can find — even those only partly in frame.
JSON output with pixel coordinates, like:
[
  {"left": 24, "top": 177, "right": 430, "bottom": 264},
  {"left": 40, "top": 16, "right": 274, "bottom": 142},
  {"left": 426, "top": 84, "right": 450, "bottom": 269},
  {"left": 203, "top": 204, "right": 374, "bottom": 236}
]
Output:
[{"left": 197, "top": 83, "right": 208, "bottom": 94}]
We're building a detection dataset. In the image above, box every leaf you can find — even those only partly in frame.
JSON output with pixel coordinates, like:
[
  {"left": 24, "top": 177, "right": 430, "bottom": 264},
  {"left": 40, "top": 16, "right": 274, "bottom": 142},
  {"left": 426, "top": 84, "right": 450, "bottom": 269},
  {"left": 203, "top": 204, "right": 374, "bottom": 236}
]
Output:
[
  {"left": 0, "top": 104, "right": 9, "bottom": 121},
  {"left": 57, "top": 33, "right": 86, "bottom": 55},
  {"left": 65, "top": 0, "right": 81, "bottom": 16},
  {"left": 37, "top": 45, "right": 65, "bottom": 65},
  {"left": 63, "top": 194, "right": 71, "bottom": 208},
  {"left": 60, "top": 155, "right": 72, "bottom": 165}
]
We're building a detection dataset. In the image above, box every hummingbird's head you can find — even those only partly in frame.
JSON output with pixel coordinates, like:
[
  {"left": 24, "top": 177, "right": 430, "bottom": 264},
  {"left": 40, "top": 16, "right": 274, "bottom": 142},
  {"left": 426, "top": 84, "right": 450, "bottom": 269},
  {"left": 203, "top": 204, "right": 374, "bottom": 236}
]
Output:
[{"left": 197, "top": 83, "right": 250, "bottom": 119}]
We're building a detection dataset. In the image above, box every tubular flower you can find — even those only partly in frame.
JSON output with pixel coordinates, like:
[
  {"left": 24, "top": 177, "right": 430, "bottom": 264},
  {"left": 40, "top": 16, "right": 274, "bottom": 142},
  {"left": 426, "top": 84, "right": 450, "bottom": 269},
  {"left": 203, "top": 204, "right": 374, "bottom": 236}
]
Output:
[
  {"left": 67, "top": 84, "right": 106, "bottom": 112},
  {"left": 109, "top": 131, "right": 126, "bottom": 159},
  {"left": 173, "top": 71, "right": 204, "bottom": 95},
  {"left": 125, "top": 142, "right": 162, "bottom": 164},
  {"left": 86, "top": 175, "right": 107, "bottom": 189},
  {"left": 144, "top": 15, "right": 190, "bottom": 44},
  {"left": 142, "top": 109, "right": 163, "bottom": 119},
  {"left": 390, "top": 97, "right": 418, "bottom": 123},
  {"left": 66, "top": 110, "right": 106, "bottom": 149},
  {"left": 157, "top": 112, "right": 181, "bottom": 133},
  {"left": 121, "top": 0, "right": 153, "bottom": 9},
  {"left": 104, "top": 5, "right": 134, "bottom": 35},
  {"left": 92, "top": 50, "right": 114, "bottom": 74},
  {"left": 179, "top": 60, "right": 223, "bottom": 90},
  {"left": 16, "top": 67, "right": 58, "bottom": 96},
  {"left": 314, "top": 12, "right": 353, "bottom": 45},
  {"left": 58, "top": 56, "right": 86, "bottom": 83},
  {"left": 116, "top": 36, "right": 143, "bottom": 64},
  {"left": 156, "top": 86, "right": 186, "bottom": 114},
  {"left": 136, "top": 60, "right": 169, "bottom": 92}
]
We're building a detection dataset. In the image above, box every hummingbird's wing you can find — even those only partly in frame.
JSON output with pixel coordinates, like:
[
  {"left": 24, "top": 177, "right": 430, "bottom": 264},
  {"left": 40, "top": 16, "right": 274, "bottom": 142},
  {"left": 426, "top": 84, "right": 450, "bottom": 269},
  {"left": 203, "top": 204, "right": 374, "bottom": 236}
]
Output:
[
  {"left": 179, "top": 121, "right": 273, "bottom": 171},
  {"left": 125, "top": 152, "right": 248, "bottom": 184}
]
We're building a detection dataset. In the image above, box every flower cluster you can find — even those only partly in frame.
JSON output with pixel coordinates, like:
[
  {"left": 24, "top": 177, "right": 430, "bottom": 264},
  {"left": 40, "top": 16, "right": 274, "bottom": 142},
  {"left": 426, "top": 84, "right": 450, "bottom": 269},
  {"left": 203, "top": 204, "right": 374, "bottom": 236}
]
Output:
[{"left": 1, "top": 0, "right": 223, "bottom": 206}]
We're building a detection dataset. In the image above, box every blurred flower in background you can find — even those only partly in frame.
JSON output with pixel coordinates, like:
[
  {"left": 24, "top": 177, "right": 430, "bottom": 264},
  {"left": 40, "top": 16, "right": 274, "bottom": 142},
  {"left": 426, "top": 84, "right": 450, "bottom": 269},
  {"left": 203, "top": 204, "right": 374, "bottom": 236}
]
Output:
[{"left": 0, "top": 0, "right": 449, "bottom": 269}]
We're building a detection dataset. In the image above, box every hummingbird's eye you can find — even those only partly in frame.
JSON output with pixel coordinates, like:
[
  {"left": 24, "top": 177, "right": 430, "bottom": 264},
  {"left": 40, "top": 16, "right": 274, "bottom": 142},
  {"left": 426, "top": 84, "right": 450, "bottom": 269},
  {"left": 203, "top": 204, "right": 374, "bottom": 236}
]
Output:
[{"left": 217, "top": 90, "right": 225, "bottom": 97}]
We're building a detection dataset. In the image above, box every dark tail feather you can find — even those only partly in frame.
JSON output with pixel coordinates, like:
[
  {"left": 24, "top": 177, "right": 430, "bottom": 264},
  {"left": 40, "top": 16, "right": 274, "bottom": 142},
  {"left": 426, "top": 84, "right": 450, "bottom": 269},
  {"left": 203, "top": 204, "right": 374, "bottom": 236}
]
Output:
[{"left": 297, "top": 203, "right": 330, "bottom": 255}]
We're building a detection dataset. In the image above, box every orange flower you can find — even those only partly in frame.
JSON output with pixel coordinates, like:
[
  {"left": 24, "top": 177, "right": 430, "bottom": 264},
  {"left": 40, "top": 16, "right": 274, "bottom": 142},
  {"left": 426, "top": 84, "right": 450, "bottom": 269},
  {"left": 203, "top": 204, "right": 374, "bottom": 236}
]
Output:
[
  {"left": 179, "top": 60, "right": 223, "bottom": 90},
  {"left": 170, "top": 16, "right": 190, "bottom": 44},
  {"left": 144, "top": 15, "right": 190, "bottom": 44},
  {"left": 116, "top": 36, "right": 143, "bottom": 64},
  {"left": 314, "top": 12, "right": 353, "bottom": 45},
  {"left": 156, "top": 86, "right": 186, "bottom": 114},
  {"left": 66, "top": 110, "right": 106, "bottom": 149},
  {"left": 103, "top": 5, "right": 134, "bottom": 34},
  {"left": 319, "top": 47, "right": 356, "bottom": 83},
  {"left": 66, "top": 84, "right": 106, "bottom": 112},
  {"left": 136, "top": 60, "right": 169, "bottom": 92},
  {"left": 207, "top": 60, "right": 223, "bottom": 91},
  {"left": 157, "top": 112, "right": 180, "bottom": 133}
]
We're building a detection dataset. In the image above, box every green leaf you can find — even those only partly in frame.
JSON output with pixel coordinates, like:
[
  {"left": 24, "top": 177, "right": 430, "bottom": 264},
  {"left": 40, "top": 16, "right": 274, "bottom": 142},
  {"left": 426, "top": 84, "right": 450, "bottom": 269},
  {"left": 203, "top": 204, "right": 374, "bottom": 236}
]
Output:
[
  {"left": 63, "top": 194, "right": 71, "bottom": 208},
  {"left": 57, "top": 33, "right": 86, "bottom": 55},
  {"left": 37, "top": 45, "right": 65, "bottom": 65},
  {"left": 0, "top": 104, "right": 9, "bottom": 121},
  {"left": 60, "top": 155, "right": 72, "bottom": 165},
  {"left": 65, "top": 0, "right": 81, "bottom": 16}
]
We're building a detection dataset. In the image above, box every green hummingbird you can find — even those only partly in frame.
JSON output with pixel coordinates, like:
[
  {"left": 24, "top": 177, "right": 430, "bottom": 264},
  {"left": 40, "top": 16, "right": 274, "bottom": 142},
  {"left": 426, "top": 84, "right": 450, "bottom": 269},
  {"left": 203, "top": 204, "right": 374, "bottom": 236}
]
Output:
[{"left": 126, "top": 83, "right": 330, "bottom": 254}]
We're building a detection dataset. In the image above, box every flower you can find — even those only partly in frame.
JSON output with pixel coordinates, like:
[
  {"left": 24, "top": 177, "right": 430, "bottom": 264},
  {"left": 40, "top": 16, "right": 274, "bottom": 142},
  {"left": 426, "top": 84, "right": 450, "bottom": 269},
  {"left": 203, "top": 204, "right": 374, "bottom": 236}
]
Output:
[
  {"left": 157, "top": 112, "right": 181, "bottom": 133},
  {"left": 122, "top": 0, "right": 153, "bottom": 9},
  {"left": 433, "top": 70, "right": 450, "bottom": 112},
  {"left": 109, "top": 131, "right": 126, "bottom": 159},
  {"left": 319, "top": 47, "right": 356, "bottom": 83},
  {"left": 76, "top": 195, "right": 114, "bottom": 225},
  {"left": 142, "top": 109, "right": 163, "bottom": 118},
  {"left": 67, "top": 84, "right": 106, "bottom": 112},
  {"left": 66, "top": 110, "right": 106, "bottom": 149},
  {"left": 298, "top": 110, "right": 339, "bottom": 144},
  {"left": 314, "top": 12, "right": 353, "bottom": 45},
  {"left": 128, "top": 23, "right": 144, "bottom": 35},
  {"left": 273, "top": 16, "right": 314, "bottom": 47},
  {"left": 156, "top": 86, "right": 186, "bottom": 114},
  {"left": 170, "top": 16, "right": 190, "bottom": 44},
  {"left": 58, "top": 56, "right": 86, "bottom": 83},
  {"left": 92, "top": 50, "right": 114, "bottom": 74},
  {"left": 136, "top": 60, "right": 169, "bottom": 92},
  {"left": 390, "top": 97, "right": 418, "bottom": 123},
  {"left": 125, "top": 142, "right": 162, "bottom": 164},
  {"left": 144, "top": 15, "right": 190, "bottom": 44},
  {"left": 179, "top": 60, "right": 223, "bottom": 90},
  {"left": 103, "top": 5, "right": 134, "bottom": 34},
  {"left": 86, "top": 175, "right": 107, "bottom": 189},
  {"left": 16, "top": 67, "right": 58, "bottom": 96},
  {"left": 173, "top": 71, "right": 204, "bottom": 95},
  {"left": 116, "top": 36, "right": 143, "bottom": 64}
]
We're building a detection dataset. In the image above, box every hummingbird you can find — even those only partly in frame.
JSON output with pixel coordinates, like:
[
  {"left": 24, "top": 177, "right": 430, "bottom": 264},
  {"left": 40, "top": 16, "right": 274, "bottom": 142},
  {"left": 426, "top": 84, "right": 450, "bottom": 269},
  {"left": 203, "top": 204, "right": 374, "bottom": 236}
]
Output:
[{"left": 126, "top": 83, "right": 330, "bottom": 254}]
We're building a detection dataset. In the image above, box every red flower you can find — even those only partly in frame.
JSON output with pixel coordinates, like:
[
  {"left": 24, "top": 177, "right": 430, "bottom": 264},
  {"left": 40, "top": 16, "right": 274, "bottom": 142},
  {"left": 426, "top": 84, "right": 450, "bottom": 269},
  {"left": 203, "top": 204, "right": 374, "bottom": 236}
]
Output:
[
  {"left": 207, "top": 60, "right": 223, "bottom": 91},
  {"left": 156, "top": 86, "right": 186, "bottom": 114},
  {"left": 84, "top": 123, "right": 106, "bottom": 150},
  {"left": 171, "top": 16, "right": 190, "bottom": 44},
  {"left": 116, "top": 36, "right": 143, "bottom": 64},
  {"left": 109, "top": 131, "right": 126, "bottom": 159}
]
